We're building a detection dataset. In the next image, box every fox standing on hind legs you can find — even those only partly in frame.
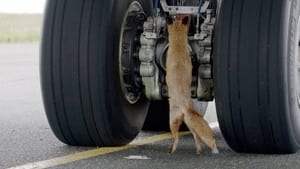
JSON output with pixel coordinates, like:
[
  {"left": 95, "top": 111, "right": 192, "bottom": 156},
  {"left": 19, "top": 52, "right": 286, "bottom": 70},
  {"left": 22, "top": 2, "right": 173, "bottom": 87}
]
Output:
[{"left": 166, "top": 15, "right": 219, "bottom": 155}]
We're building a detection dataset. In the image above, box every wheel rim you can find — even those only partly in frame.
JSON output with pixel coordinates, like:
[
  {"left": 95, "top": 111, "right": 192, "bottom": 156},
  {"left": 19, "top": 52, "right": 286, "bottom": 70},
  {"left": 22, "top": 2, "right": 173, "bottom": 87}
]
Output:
[
  {"left": 296, "top": 16, "right": 300, "bottom": 106},
  {"left": 119, "top": 1, "right": 146, "bottom": 104}
]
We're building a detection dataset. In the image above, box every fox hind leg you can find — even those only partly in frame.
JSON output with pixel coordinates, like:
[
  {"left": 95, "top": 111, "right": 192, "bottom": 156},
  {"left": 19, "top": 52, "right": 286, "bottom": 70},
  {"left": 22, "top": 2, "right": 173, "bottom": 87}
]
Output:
[
  {"left": 195, "top": 125, "right": 219, "bottom": 154},
  {"left": 201, "top": 136, "right": 219, "bottom": 154},
  {"left": 186, "top": 108, "right": 219, "bottom": 154},
  {"left": 169, "top": 114, "right": 184, "bottom": 154},
  {"left": 192, "top": 132, "right": 202, "bottom": 154}
]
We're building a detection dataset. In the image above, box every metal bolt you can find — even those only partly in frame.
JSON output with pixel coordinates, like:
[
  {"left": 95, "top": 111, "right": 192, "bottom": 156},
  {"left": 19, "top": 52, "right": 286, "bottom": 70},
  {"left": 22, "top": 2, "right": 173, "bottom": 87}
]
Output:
[
  {"left": 127, "top": 93, "right": 136, "bottom": 101},
  {"left": 133, "top": 52, "right": 139, "bottom": 58},
  {"left": 134, "top": 36, "right": 140, "bottom": 42}
]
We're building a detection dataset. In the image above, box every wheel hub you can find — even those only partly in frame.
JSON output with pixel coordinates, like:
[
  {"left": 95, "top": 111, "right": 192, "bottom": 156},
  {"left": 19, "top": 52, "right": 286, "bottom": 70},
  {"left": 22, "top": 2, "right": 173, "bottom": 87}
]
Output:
[
  {"left": 120, "top": 1, "right": 217, "bottom": 102},
  {"left": 119, "top": 2, "right": 146, "bottom": 104}
]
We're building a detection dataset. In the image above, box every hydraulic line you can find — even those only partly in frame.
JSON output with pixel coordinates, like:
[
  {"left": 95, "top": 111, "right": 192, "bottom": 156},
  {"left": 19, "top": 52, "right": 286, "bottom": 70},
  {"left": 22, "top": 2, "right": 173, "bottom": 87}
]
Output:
[
  {"left": 196, "top": 0, "right": 204, "bottom": 33},
  {"left": 198, "top": 0, "right": 203, "bottom": 13},
  {"left": 154, "top": 0, "right": 159, "bottom": 15}
]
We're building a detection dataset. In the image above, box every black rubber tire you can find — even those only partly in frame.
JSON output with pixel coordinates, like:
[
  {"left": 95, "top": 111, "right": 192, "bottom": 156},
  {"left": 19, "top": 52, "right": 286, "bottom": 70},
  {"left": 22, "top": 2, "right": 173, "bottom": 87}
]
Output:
[
  {"left": 41, "top": 0, "right": 152, "bottom": 146},
  {"left": 143, "top": 101, "right": 208, "bottom": 131},
  {"left": 142, "top": 101, "right": 169, "bottom": 131},
  {"left": 214, "top": 0, "right": 300, "bottom": 153}
]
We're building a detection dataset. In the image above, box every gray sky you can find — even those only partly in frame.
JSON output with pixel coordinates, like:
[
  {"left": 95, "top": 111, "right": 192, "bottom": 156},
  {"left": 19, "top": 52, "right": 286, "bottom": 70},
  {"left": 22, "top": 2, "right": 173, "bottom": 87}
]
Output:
[{"left": 0, "top": 0, "right": 46, "bottom": 13}]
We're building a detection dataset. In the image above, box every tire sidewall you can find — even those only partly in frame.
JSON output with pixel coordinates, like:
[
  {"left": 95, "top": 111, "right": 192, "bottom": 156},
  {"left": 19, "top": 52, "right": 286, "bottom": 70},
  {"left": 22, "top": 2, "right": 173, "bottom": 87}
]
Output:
[
  {"left": 213, "top": 0, "right": 300, "bottom": 153},
  {"left": 103, "top": 0, "right": 152, "bottom": 140},
  {"left": 284, "top": 0, "right": 300, "bottom": 145}
]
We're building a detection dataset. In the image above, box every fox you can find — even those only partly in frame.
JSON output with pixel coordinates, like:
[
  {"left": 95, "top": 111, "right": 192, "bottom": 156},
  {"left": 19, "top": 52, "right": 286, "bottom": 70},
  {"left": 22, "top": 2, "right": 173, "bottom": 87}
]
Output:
[{"left": 165, "top": 15, "right": 219, "bottom": 155}]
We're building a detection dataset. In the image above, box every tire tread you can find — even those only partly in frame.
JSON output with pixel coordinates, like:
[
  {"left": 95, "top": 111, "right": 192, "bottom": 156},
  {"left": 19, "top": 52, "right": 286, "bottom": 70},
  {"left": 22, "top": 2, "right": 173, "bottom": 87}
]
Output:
[{"left": 215, "top": 0, "right": 299, "bottom": 153}]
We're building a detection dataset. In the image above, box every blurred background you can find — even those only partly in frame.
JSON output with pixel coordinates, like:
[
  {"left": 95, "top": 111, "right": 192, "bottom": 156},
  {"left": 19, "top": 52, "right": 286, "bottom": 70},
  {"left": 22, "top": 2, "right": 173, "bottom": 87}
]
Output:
[{"left": 0, "top": 0, "right": 46, "bottom": 43}]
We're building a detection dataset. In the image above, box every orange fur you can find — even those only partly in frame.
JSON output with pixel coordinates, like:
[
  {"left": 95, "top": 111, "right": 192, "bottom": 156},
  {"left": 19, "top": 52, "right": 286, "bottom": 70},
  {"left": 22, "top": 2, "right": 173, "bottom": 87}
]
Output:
[{"left": 166, "top": 17, "right": 218, "bottom": 155}]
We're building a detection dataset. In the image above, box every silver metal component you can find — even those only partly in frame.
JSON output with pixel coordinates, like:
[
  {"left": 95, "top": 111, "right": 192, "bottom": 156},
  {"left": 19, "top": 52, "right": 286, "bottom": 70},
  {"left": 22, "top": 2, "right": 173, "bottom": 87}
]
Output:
[
  {"left": 143, "top": 17, "right": 155, "bottom": 31},
  {"left": 140, "top": 62, "right": 155, "bottom": 77},
  {"left": 139, "top": 0, "right": 216, "bottom": 101},
  {"left": 139, "top": 16, "right": 166, "bottom": 100},
  {"left": 189, "top": 2, "right": 216, "bottom": 101},
  {"left": 156, "top": 40, "right": 169, "bottom": 70},
  {"left": 160, "top": 0, "right": 209, "bottom": 15},
  {"left": 141, "top": 32, "right": 159, "bottom": 39},
  {"left": 179, "top": 0, "right": 185, "bottom": 6},
  {"left": 141, "top": 67, "right": 162, "bottom": 100},
  {"left": 196, "top": 13, "right": 200, "bottom": 34},
  {"left": 156, "top": 43, "right": 194, "bottom": 71},
  {"left": 126, "top": 93, "right": 141, "bottom": 104},
  {"left": 295, "top": 16, "right": 300, "bottom": 105},
  {"left": 139, "top": 34, "right": 156, "bottom": 62},
  {"left": 155, "top": 15, "right": 166, "bottom": 32},
  {"left": 119, "top": 1, "right": 144, "bottom": 104},
  {"left": 197, "top": 78, "right": 213, "bottom": 101},
  {"left": 128, "top": 2, "right": 142, "bottom": 12},
  {"left": 199, "top": 64, "right": 212, "bottom": 79}
]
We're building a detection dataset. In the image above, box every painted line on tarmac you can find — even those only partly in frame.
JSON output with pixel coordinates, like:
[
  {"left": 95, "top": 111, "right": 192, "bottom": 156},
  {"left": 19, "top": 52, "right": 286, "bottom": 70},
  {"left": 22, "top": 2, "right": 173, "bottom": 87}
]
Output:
[
  {"left": 7, "top": 122, "right": 219, "bottom": 169},
  {"left": 6, "top": 132, "right": 190, "bottom": 169}
]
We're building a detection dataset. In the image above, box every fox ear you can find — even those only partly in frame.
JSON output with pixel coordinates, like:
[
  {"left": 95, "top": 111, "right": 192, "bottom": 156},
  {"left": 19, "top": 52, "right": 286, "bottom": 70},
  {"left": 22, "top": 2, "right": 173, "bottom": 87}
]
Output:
[
  {"left": 166, "top": 13, "right": 173, "bottom": 25},
  {"left": 182, "top": 16, "right": 189, "bottom": 25}
]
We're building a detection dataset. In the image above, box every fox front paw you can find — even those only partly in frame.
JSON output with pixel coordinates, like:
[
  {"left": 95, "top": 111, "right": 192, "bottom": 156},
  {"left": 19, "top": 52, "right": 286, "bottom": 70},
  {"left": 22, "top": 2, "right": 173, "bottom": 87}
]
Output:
[
  {"left": 212, "top": 148, "right": 219, "bottom": 154},
  {"left": 169, "top": 147, "right": 176, "bottom": 154}
]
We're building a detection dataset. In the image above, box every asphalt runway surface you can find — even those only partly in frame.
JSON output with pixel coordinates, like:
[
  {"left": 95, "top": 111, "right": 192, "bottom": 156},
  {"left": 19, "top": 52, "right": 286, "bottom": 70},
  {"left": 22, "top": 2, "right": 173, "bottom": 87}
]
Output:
[{"left": 1, "top": 43, "right": 300, "bottom": 169}]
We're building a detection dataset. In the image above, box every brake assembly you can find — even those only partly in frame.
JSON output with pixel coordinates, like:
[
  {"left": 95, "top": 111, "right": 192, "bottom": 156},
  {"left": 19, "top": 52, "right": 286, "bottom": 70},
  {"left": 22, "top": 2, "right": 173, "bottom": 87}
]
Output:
[{"left": 138, "top": 0, "right": 216, "bottom": 101}]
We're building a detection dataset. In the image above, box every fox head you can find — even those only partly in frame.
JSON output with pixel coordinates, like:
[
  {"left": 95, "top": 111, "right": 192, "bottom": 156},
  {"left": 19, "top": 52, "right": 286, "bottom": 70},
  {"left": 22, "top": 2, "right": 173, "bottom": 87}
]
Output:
[{"left": 166, "top": 15, "right": 189, "bottom": 35}]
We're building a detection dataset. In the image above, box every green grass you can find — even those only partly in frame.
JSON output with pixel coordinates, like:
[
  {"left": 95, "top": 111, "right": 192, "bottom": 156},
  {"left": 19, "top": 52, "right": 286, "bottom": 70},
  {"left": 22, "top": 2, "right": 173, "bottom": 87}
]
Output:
[{"left": 0, "top": 14, "right": 42, "bottom": 43}]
